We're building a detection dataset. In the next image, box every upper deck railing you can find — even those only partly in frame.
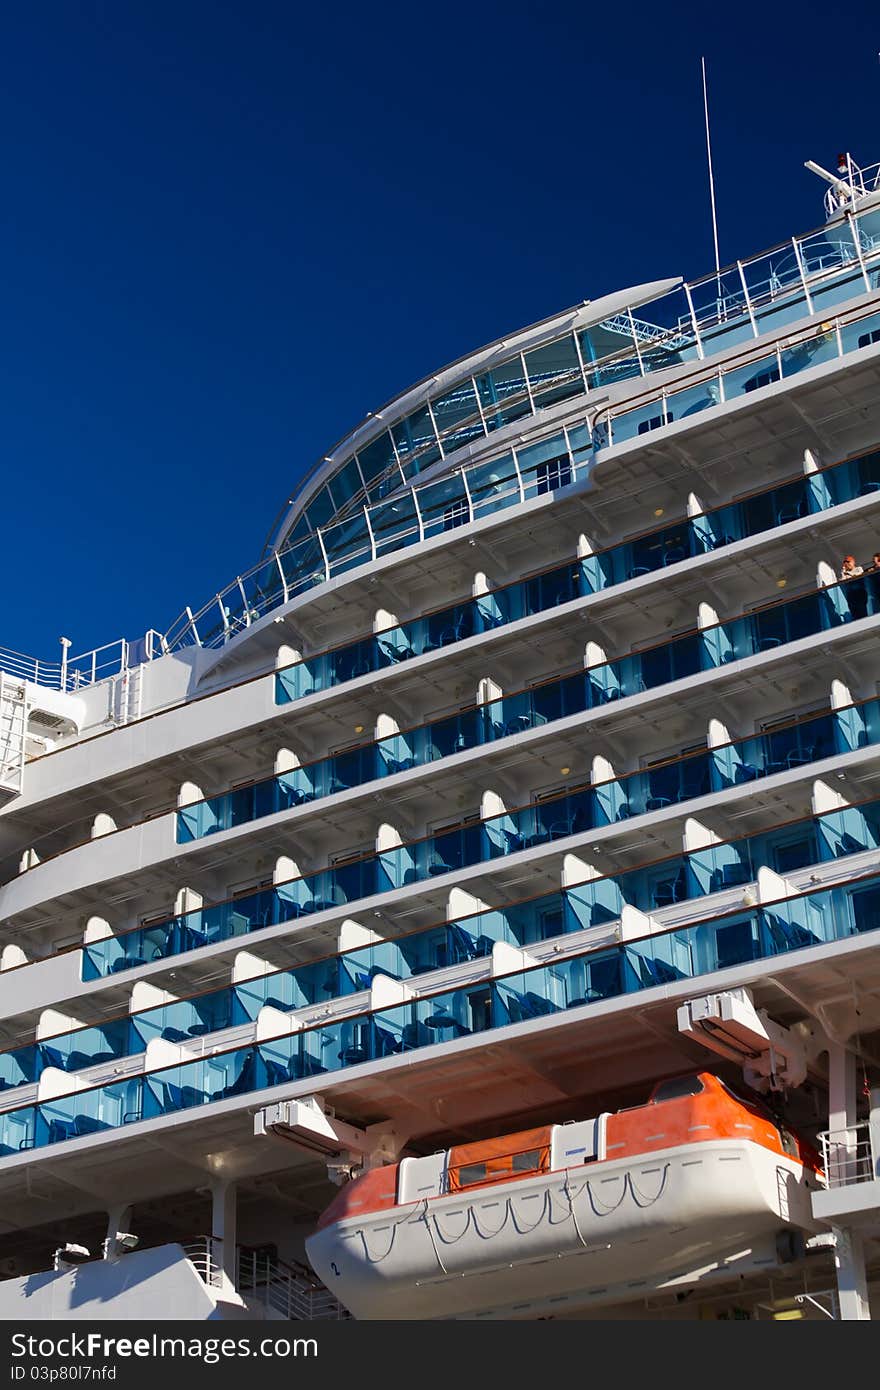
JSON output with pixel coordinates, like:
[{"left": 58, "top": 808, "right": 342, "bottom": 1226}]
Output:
[
  {"left": 823, "top": 157, "right": 880, "bottom": 219},
  {"left": 0, "top": 631, "right": 166, "bottom": 694},
  {"left": 163, "top": 291, "right": 880, "bottom": 655},
  {"left": 261, "top": 194, "right": 880, "bottom": 548}
]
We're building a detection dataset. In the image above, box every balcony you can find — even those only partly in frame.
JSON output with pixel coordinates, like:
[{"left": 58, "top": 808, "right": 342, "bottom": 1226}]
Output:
[
  {"left": 271, "top": 448, "right": 880, "bottom": 708},
  {"left": 180, "top": 572, "right": 880, "bottom": 843},
  {"left": 1, "top": 789, "right": 877, "bottom": 1098},
  {"left": 3, "top": 858, "right": 880, "bottom": 1159}
]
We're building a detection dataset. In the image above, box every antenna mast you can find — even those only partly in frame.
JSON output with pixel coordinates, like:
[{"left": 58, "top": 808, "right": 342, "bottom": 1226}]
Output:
[{"left": 701, "top": 56, "right": 721, "bottom": 287}]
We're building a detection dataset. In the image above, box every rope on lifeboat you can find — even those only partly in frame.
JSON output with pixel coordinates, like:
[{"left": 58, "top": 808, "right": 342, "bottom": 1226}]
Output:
[
  {"left": 357, "top": 1220, "right": 399, "bottom": 1265},
  {"left": 356, "top": 1198, "right": 432, "bottom": 1266},
  {"left": 419, "top": 1200, "right": 450, "bottom": 1275},
  {"left": 562, "top": 1173, "right": 592, "bottom": 1248},
  {"left": 548, "top": 1179, "right": 583, "bottom": 1226},
  {"left": 432, "top": 1200, "right": 509, "bottom": 1244},
  {"left": 584, "top": 1173, "right": 629, "bottom": 1217},
  {"left": 627, "top": 1163, "right": 670, "bottom": 1207},
  {"left": 470, "top": 1200, "right": 512, "bottom": 1241},
  {"left": 508, "top": 1186, "right": 553, "bottom": 1236}
]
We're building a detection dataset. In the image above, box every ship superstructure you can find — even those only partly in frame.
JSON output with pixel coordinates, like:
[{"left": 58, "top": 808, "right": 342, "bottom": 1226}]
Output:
[{"left": 1, "top": 152, "right": 880, "bottom": 1320}]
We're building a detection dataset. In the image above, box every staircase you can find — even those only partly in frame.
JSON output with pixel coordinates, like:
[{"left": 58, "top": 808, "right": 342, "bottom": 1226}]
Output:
[
  {"left": 0, "top": 674, "right": 27, "bottom": 800},
  {"left": 236, "top": 1247, "right": 349, "bottom": 1320}
]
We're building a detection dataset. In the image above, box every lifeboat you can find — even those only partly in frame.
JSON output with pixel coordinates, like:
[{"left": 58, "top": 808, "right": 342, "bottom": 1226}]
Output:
[{"left": 306, "top": 1072, "right": 824, "bottom": 1319}]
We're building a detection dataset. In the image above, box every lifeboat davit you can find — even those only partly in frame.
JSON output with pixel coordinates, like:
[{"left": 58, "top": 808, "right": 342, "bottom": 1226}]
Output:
[{"left": 306, "top": 1073, "right": 824, "bottom": 1319}]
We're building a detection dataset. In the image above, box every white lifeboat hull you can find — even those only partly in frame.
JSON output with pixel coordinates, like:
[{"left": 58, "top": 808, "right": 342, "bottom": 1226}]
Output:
[{"left": 306, "top": 1138, "right": 820, "bottom": 1319}]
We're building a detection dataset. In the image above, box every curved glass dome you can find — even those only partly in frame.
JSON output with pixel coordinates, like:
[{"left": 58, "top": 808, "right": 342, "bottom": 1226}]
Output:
[{"left": 264, "top": 277, "right": 687, "bottom": 555}]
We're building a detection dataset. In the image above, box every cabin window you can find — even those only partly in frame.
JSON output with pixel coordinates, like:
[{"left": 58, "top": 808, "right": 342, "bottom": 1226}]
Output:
[
  {"left": 651, "top": 1074, "right": 704, "bottom": 1102},
  {"left": 512, "top": 1147, "right": 544, "bottom": 1172},
  {"left": 457, "top": 1163, "right": 487, "bottom": 1186}
]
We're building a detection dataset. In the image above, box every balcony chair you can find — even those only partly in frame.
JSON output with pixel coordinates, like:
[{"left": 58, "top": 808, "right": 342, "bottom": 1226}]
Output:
[
  {"left": 427, "top": 855, "right": 456, "bottom": 876},
  {"left": 291, "top": 1053, "right": 327, "bottom": 1080},
  {"left": 785, "top": 744, "right": 818, "bottom": 768},
  {"left": 835, "top": 832, "right": 867, "bottom": 857},
  {"left": 652, "top": 871, "right": 687, "bottom": 909},
  {"left": 375, "top": 1026, "right": 403, "bottom": 1057},
  {"left": 109, "top": 952, "right": 150, "bottom": 974},
  {"left": 48, "top": 1118, "right": 77, "bottom": 1143},
  {"left": 382, "top": 753, "right": 416, "bottom": 776},
  {"left": 547, "top": 818, "right": 574, "bottom": 839},
  {"left": 523, "top": 991, "right": 557, "bottom": 1016},
  {"left": 212, "top": 1055, "right": 258, "bottom": 1102},
  {"left": 74, "top": 1114, "right": 110, "bottom": 1136},
  {"left": 65, "top": 1051, "right": 97, "bottom": 1072},
  {"left": 476, "top": 604, "right": 504, "bottom": 630},
  {"left": 161, "top": 1026, "right": 189, "bottom": 1043},
  {"left": 565, "top": 986, "right": 605, "bottom": 1008},
  {"left": 171, "top": 1084, "right": 206, "bottom": 1110},
  {"left": 377, "top": 638, "right": 415, "bottom": 663},
  {"left": 733, "top": 762, "right": 760, "bottom": 783},
  {"left": 447, "top": 924, "right": 479, "bottom": 961},
  {"left": 765, "top": 916, "right": 819, "bottom": 952},
  {"left": 500, "top": 827, "right": 526, "bottom": 854},
  {"left": 303, "top": 885, "right": 348, "bottom": 914},
  {"left": 401, "top": 1021, "right": 433, "bottom": 1050},
  {"left": 633, "top": 955, "right": 685, "bottom": 987}
]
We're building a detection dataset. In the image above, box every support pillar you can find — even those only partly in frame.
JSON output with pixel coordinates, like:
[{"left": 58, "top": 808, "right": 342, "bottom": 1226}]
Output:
[
  {"left": 828, "top": 1041, "right": 857, "bottom": 1139},
  {"left": 211, "top": 1179, "right": 237, "bottom": 1293},
  {"left": 103, "top": 1203, "right": 133, "bottom": 1259},
  {"left": 832, "top": 1226, "right": 871, "bottom": 1320},
  {"left": 827, "top": 1042, "right": 870, "bottom": 1318}
]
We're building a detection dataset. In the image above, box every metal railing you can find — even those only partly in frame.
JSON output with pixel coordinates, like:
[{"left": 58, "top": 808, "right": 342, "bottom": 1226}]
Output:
[
  {"left": 182, "top": 1236, "right": 223, "bottom": 1287},
  {"left": 823, "top": 155, "right": 880, "bottom": 219},
  {"left": 260, "top": 189, "right": 880, "bottom": 555},
  {"left": 593, "top": 300, "right": 880, "bottom": 449},
  {"left": 237, "top": 1247, "right": 349, "bottom": 1319},
  {"left": 164, "top": 293, "right": 880, "bottom": 657},
  {"left": 0, "top": 630, "right": 166, "bottom": 695},
  {"left": 183, "top": 1236, "right": 348, "bottom": 1316},
  {"left": 817, "top": 1121, "right": 878, "bottom": 1187}
]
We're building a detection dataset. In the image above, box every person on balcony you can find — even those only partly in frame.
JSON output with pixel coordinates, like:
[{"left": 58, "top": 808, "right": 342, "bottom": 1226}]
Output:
[{"left": 840, "top": 554, "right": 864, "bottom": 580}]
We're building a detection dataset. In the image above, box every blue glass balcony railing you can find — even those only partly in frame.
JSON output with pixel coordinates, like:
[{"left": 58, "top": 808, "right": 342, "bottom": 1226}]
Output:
[
  {"left": 165, "top": 265, "right": 880, "bottom": 655},
  {"left": 596, "top": 308, "right": 880, "bottom": 450},
  {"left": 7, "top": 793, "right": 880, "bottom": 1092},
  {"left": 86, "top": 694, "right": 880, "bottom": 981},
  {"left": 166, "top": 287, "right": 880, "bottom": 656},
  {"left": 6, "top": 862, "right": 880, "bottom": 1155},
  {"left": 180, "top": 572, "right": 880, "bottom": 841},
  {"left": 273, "top": 447, "right": 880, "bottom": 709}
]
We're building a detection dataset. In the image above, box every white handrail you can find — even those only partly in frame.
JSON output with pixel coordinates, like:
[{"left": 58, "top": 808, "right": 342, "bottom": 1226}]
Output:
[{"left": 817, "top": 1121, "right": 878, "bottom": 1187}]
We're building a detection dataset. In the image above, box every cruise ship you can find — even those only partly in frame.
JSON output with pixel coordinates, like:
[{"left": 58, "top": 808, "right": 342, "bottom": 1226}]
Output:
[{"left": 2, "top": 149, "right": 880, "bottom": 1323}]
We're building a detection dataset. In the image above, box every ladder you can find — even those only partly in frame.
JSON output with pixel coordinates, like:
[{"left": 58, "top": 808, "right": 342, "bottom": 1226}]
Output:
[{"left": 0, "top": 673, "right": 27, "bottom": 798}]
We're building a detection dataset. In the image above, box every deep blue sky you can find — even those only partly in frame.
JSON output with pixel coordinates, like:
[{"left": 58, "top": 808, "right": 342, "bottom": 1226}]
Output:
[{"left": 2, "top": 0, "right": 878, "bottom": 662}]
